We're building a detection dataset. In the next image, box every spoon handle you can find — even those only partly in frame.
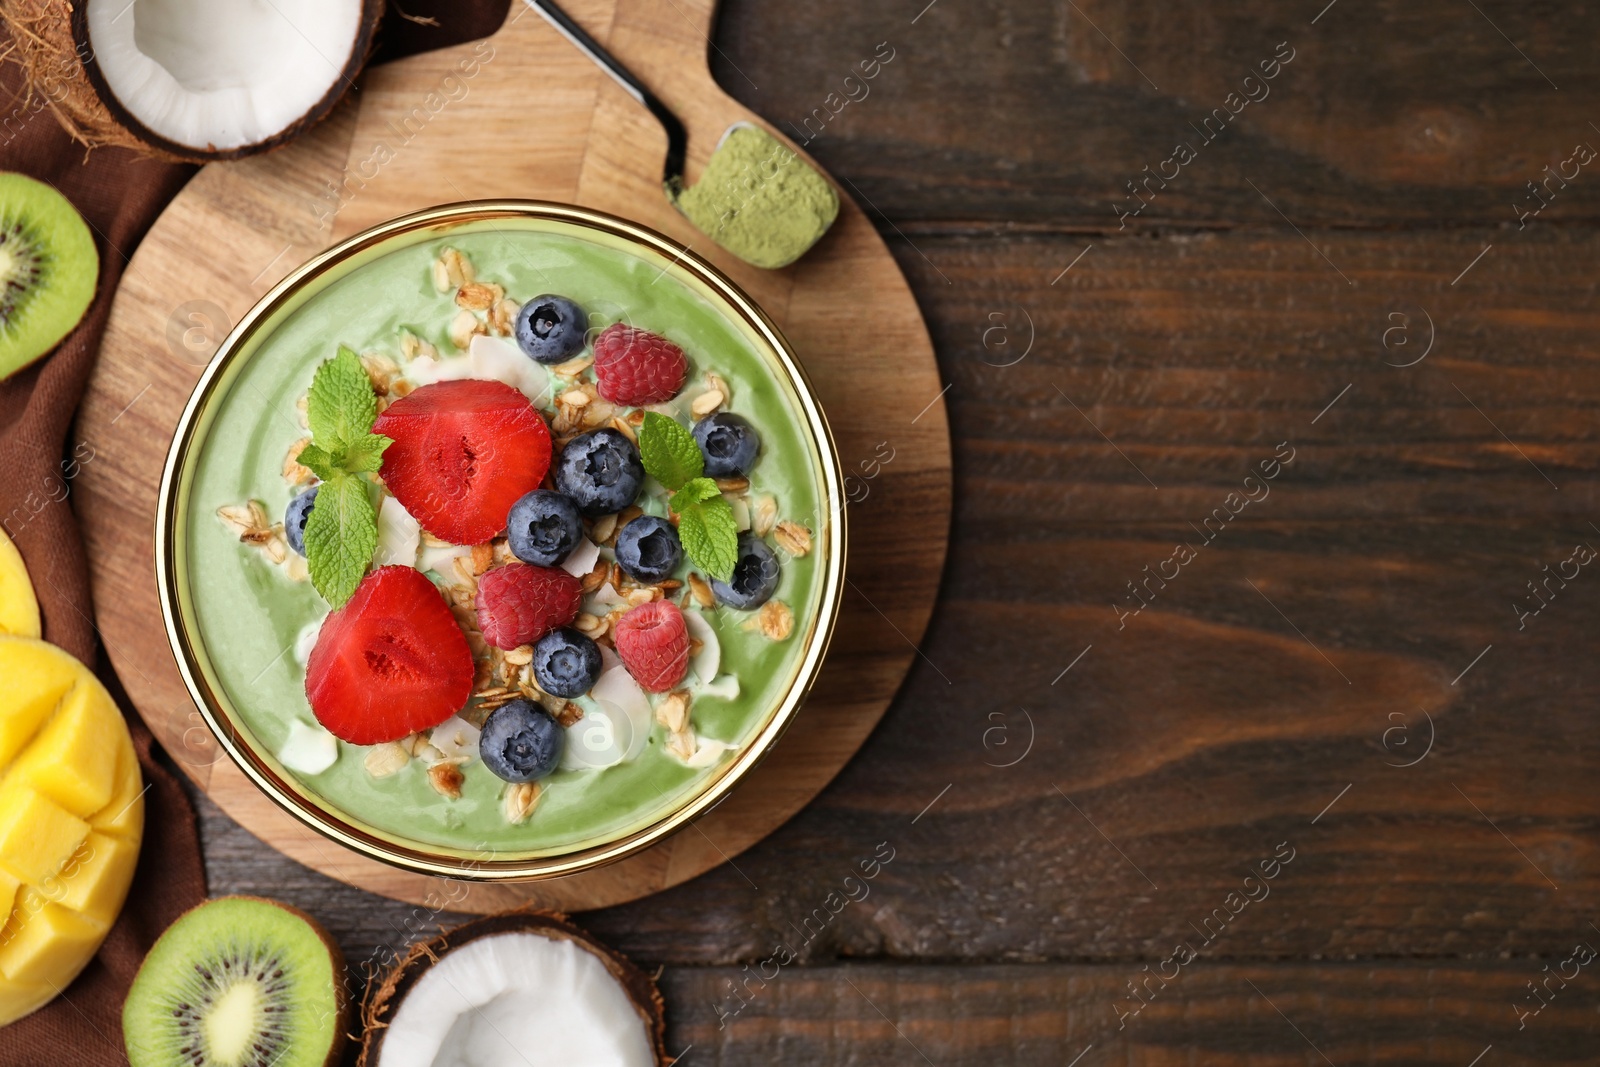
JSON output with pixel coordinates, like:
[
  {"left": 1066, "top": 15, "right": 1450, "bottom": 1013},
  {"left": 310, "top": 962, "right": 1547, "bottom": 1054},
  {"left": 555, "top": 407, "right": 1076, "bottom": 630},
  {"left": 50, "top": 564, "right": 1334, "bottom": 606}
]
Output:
[{"left": 524, "top": 0, "right": 689, "bottom": 190}]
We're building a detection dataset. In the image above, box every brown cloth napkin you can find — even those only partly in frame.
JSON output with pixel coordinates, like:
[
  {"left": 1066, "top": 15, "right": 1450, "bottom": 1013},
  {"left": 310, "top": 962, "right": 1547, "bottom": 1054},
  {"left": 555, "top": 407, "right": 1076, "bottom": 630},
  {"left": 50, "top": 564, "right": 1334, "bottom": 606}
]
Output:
[
  {"left": 0, "top": 2, "right": 508, "bottom": 1061},
  {"left": 0, "top": 73, "right": 202, "bottom": 1066}
]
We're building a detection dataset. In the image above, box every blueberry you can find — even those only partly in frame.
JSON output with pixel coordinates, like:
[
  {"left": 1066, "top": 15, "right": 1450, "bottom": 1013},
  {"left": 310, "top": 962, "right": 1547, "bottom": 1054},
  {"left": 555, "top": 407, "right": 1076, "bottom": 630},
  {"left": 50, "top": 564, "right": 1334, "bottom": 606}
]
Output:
[
  {"left": 479, "top": 698, "right": 565, "bottom": 782},
  {"left": 514, "top": 294, "right": 588, "bottom": 363},
  {"left": 284, "top": 487, "right": 318, "bottom": 556},
  {"left": 692, "top": 413, "right": 760, "bottom": 477},
  {"left": 532, "top": 628, "right": 602, "bottom": 698},
  {"left": 506, "top": 490, "right": 583, "bottom": 566},
  {"left": 615, "top": 515, "right": 683, "bottom": 583},
  {"left": 554, "top": 428, "right": 644, "bottom": 516},
  {"left": 711, "top": 533, "right": 780, "bottom": 609}
]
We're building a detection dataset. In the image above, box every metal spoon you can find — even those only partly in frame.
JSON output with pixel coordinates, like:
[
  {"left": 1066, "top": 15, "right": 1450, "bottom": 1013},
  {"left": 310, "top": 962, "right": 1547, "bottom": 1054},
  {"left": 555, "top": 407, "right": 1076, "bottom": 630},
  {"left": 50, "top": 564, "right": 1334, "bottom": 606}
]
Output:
[{"left": 526, "top": 0, "right": 687, "bottom": 192}]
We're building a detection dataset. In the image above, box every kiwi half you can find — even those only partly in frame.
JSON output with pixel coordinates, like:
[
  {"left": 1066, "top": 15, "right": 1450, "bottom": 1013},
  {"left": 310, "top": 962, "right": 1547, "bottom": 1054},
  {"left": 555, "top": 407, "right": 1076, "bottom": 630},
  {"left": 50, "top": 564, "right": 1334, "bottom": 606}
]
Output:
[
  {"left": 0, "top": 172, "right": 98, "bottom": 382},
  {"left": 123, "top": 896, "right": 348, "bottom": 1067}
]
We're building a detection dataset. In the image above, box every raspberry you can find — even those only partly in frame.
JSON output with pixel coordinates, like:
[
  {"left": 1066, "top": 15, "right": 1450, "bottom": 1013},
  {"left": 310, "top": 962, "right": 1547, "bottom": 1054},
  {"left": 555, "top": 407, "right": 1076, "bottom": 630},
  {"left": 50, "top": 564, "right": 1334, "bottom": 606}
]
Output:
[
  {"left": 613, "top": 601, "right": 691, "bottom": 692},
  {"left": 592, "top": 323, "right": 689, "bottom": 406},
  {"left": 474, "top": 563, "right": 582, "bottom": 650}
]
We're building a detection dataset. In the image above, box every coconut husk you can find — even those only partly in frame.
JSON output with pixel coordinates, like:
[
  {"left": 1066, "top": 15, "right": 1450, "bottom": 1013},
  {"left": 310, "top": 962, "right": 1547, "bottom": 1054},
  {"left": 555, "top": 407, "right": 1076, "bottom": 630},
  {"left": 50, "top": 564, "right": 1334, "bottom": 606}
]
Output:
[
  {"left": 0, "top": 0, "right": 154, "bottom": 156},
  {"left": 358, "top": 908, "right": 671, "bottom": 1067},
  {"left": 0, "top": 0, "right": 383, "bottom": 162}
]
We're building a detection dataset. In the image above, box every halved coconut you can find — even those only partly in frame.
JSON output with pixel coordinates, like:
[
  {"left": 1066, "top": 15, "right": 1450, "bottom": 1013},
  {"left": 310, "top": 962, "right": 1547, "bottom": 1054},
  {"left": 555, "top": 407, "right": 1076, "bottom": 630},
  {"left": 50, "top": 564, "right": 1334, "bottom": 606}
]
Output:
[
  {"left": 1, "top": 0, "right": 381, "bottom": 161},
  {"left": 360, "top": 911, "right": 667, "bottom": 1067}
]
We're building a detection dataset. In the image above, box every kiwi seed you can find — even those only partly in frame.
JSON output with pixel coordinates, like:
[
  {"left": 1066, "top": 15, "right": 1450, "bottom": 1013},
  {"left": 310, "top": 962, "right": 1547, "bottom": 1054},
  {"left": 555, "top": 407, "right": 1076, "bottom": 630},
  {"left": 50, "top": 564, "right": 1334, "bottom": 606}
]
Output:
[
  {"left": 123, "top": 896, "right": 347, "bottom": 1067},
  {"left": 0, "top": 172, "right": 98, "bottom": 383}
]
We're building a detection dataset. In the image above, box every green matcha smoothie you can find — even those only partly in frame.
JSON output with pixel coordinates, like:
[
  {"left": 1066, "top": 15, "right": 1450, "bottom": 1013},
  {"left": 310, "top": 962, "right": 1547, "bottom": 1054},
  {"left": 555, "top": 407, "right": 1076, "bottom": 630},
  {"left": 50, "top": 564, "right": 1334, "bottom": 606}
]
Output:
[{"left": 180, "top": 220, "right": 828, "bottom": 856}]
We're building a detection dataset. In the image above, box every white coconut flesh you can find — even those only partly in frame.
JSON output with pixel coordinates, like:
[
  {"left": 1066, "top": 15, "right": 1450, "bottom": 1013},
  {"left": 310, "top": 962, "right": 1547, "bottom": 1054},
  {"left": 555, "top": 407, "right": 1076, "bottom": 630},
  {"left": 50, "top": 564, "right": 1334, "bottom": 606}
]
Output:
[
  {"left": 85, "top": 0, "right": 363, "bottom": 151},
  {"left": 410, "top": 335, "right": 554, "bottom": 405},
  {"left": 378, "top": 932, "right": 655, "bottom": 1067}
]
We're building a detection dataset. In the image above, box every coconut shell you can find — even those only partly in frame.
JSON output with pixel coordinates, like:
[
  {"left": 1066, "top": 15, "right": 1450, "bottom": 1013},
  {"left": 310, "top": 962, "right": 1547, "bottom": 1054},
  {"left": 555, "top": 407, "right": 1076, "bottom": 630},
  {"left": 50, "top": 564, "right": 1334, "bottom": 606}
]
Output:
[
  {"left": 0, "top": 0, "right": 383, "bottom": 162},
  {"left": 358, "top": 909, "right": 670, "bottom": 1067}
]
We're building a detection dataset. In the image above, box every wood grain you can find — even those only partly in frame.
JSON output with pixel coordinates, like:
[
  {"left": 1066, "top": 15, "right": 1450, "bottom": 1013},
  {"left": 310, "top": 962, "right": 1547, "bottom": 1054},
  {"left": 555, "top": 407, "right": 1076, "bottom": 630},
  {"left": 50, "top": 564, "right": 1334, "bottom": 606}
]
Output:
[
  {"left": 574, "top": 228, "right": 1600, "bottom": 964},
  {"left": 66, "top": 0, "right": 1600, "bottom": 1062},
  {"left": 72, "top": 0, "right": 950, "bottom": 913},
  {"left": 654, "top": 962, "right": 1600, "bottom": 1065},
  {"left": 188, "top": 783, "right": 1600, "bottom": 1061},
  {"left": 711, "top": 0, "right": 1600, "bottom": 228}
]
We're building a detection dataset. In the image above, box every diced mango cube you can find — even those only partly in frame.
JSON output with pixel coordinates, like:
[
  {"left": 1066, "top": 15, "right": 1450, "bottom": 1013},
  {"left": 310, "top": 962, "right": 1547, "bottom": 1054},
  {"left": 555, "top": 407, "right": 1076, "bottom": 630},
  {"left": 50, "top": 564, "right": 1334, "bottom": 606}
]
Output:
[
  {"left": 0, "top": 780, "right": 89, "bottom": 886},
  {"left": 0, "top": 890, "right": 106, "bottom": 986},
  {"left": 10, "top": 682, "right": 118, "bottom": 817},
  {"left": 49, "top": 833, "right": 137, "bottom": 925},
  {"left": 0, "top": 638, "right": 77, "bottom": 768},
  {"left": 0, "top": 870, "right": 16, "bottom": 924},
  {"left": 0, "top": 529, "right": 39, "bottom": 640},
  {"left": 89, "top": 742, "right": 145, "bottom": 842}
]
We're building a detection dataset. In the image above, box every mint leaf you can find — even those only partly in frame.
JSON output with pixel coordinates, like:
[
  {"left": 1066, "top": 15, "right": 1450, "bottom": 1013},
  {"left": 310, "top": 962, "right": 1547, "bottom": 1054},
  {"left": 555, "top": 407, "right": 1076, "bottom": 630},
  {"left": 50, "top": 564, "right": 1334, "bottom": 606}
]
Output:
[
  {"left": 677, "top": 495, "right": 739, "bottom": 581},
  {"left": 306, "top": 346, "right": 377, "bottom": 454},
  {"left": 299, "top": 346, "right": 387, "bottom": 604},
  {"left": 670, "top": 476, "right": 720, "bottom": 513},
  {"left": 297, "top": 443, "right": 339, "bottom": 482},
  {"left": 638, "top": 412, "right": 703, "bottom": 491},
  {"left": 341, "top": 433, "right": 393, "bottom": 475},
  {"left": 304, "top": 471, "right": 378, "bottom": 606}
]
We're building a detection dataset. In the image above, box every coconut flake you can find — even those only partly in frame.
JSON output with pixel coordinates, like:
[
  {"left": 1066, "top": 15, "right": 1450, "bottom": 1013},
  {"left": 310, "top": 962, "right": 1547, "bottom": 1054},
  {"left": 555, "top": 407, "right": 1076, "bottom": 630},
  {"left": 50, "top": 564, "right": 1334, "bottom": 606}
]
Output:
[
  {"left": 561, "top": 702, "right": 630, "bottom": 770},
  {"left": 293, "top": 618, "right": 324, "bottom": 668},
  {"left": 373, "top": 495, "right": 422, "bottom": 568},
  {"left": 418, "top": 541, "right": 472, "bottom": 577},
  {"left": 697, "top": 674, "right": 741, "bottom": 701},
  {"left": 375, "top": 931, "right": 655, "bottom": 1067},
  {"left": 685, "top": 737, "right": 739, "bottom": 768},
  {"left": 429, "top": 716, "right": 481, "bottom": 762},
  {"left": 683, "top": 610, "right": 721, "bottom": 684},
  {"left": 591, "top": 667, "right": 653, "bottom": 762},
  {"left": 561, "top": 537, "right": 601, "bottom": 578},
  {"left": 407, "top": 334, "right": 552, "bottom": 405},
  {"left": 278, "top": 721, "right": 337, "bottom": 775}
]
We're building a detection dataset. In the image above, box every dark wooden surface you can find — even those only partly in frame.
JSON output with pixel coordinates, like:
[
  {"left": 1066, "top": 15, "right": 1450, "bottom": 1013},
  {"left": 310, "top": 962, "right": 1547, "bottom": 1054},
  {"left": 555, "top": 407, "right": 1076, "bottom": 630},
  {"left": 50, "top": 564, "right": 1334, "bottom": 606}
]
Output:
[{"left": 185, "top": 1, "right": 1600, "bottom": 1062}]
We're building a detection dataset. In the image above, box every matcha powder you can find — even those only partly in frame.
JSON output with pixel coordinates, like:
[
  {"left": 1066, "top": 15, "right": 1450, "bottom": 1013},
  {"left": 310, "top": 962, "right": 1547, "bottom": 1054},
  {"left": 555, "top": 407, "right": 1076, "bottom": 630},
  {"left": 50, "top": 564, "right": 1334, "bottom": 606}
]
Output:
[{"left": 674, "top": 125, "right": 839, "bottom": 269}]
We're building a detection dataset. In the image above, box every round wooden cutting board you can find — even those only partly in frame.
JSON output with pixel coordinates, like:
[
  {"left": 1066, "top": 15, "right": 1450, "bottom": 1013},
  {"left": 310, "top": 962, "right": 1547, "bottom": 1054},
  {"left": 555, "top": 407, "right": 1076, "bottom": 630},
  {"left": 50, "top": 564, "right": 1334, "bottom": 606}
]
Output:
[{"left": 74, "top": 0, "right": 949, "bottom": 912}]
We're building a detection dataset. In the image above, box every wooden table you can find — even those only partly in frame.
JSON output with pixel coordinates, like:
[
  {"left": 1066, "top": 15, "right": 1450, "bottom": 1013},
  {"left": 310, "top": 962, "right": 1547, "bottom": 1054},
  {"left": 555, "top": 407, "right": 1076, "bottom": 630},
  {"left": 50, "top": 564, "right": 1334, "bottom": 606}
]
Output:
[{"left": 190, "top": 1, "right": 1600, "bottom": 1062}]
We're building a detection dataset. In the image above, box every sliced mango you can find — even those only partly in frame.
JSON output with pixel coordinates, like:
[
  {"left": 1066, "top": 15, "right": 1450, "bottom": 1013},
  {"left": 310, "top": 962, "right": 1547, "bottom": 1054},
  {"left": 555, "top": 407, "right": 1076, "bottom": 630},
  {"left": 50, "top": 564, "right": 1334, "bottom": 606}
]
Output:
[
  {"left": 0, "top": 528, "right": 39, "bottom": 639},
  {"left": 0, "top": 636, "right": 143, "bottom": 1025},
  {"left": 0, "top": 639, "right": 77, "bottom": 767},
  {"left": 51, "top": 834, "right": 138, "bottom": 925},
  {"left": 0, "top": 890, "right": 107, "bottom": 986},
  {"left": 0, "top": 980, "right": 51, "bottom": 1025},
  {"left": 90, "top": 740, "right": 146, "bottom": 841},
  {"left": 0, "top": 781, "right": 89, "bottom": 887},
  {"left": 10, "top": 683, "right": 118, "bottom": 817}
]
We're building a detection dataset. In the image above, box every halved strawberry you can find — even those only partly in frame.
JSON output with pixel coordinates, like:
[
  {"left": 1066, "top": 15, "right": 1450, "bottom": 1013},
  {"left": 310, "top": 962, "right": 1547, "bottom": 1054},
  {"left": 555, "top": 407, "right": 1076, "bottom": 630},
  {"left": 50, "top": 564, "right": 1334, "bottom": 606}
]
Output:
[
  {"left": 375, "top": 379, "right": 551, "bottom": 545},
  {"left": 306, "top": 566, "right": 474, "bottom": 745}
]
